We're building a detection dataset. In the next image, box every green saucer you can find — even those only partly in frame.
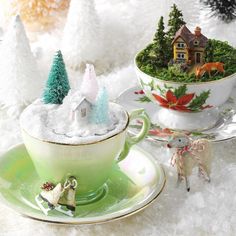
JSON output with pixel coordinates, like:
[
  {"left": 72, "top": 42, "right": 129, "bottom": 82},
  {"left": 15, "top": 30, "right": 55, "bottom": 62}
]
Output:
[{"left": 0, "top": 144, "right": 165, "bottom": 224}]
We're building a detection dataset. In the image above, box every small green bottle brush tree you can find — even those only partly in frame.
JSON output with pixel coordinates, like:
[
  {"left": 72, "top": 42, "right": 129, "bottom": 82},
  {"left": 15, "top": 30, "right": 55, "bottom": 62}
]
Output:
[{"left": 43, "top": 50, "right": 70, "bottom": 104}]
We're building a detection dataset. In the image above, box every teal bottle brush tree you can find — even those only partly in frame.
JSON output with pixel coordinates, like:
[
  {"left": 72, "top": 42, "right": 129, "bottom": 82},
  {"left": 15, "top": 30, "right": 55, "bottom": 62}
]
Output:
[
  {"left": 43, "top": 50, "right": 70, "bottom": 104},
  {"left": 90, "top": 87, "right": 109, "bottom": 124}
]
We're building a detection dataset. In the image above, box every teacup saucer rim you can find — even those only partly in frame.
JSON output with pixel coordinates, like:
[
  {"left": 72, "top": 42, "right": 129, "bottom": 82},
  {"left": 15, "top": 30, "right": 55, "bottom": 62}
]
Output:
[
  {"left": 22, "top": 170, "right": 166, "bottom": 225},
  {"left": 117, "top": 86, "right": 236, "bottom": 143},
  {"left": 0, "top": 144, "right": 166, "bottom": 225}
]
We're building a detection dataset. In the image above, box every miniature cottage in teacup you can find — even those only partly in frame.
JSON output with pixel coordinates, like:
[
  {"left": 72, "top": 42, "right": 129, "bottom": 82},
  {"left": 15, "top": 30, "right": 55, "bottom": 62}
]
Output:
[
  {"left": 71, "top": 96, "right": 93, "bottom": 124},
  {"left": 20, "top": 56, "right": 151, "bottom": 209},
  {"left": 70, "top": 63, "right": 99, "bottom": 125},
  {"left": 134, "top": 8, "right": 236, "bottom": 131},
  {"left": 172, "top": 26, "right": 208, "bottom": 65}
]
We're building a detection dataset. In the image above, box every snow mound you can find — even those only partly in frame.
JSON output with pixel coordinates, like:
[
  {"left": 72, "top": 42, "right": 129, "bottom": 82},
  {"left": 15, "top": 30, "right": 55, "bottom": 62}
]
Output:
[{"left": 20, "top": 98, "right": 128, "bottom": 145}]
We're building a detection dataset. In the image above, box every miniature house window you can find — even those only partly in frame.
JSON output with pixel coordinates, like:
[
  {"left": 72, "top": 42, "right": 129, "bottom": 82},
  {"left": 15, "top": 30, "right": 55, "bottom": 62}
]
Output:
[
  {"left": 194, "top": 40, "right": 199, "bottom": 46},
  {"left": 177, "top": 53, "right": 185, "bottom": 59},
  {"left": 81, "top": 108, "right": 86, "bottom": 117},
  {"left": 177, "top": 43, "right": 185, "bottom": 48}
]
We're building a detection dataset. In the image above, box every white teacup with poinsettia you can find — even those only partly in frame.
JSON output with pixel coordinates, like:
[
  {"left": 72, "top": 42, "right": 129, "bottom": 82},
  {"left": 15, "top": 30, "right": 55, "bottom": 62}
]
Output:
[{"left": 135, "top": 60, "right": 236, "bottom": 131}]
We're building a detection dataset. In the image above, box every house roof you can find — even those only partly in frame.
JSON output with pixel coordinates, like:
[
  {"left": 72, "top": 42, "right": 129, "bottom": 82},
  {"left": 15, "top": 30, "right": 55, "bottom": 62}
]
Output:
[
  {"left": 71, "top": 96, "right": 92, "bottom": 111},
  {"left": 172, "top": 25, "right": 208, "bottom": 48}
]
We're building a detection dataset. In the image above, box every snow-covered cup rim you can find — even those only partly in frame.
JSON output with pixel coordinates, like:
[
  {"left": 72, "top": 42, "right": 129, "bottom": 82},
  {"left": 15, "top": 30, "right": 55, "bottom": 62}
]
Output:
[{"left": 20, "top": 102, "right": 130, "bottom": 146}]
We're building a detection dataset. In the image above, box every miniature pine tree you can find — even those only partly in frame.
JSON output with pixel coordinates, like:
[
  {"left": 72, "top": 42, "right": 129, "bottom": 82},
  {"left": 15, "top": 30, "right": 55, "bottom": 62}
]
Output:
[
  {"left": 153, "top": 16, "right": 168, "bottom": 67},
  {"left": 167, "top": 4, "right": 186, "bottom": 41},
  {"left": 62, "top": 0, "right": 103, "bottom": 71},
  {"left": 201, "top": 0, "right": 236, "bottom": 23},
  {"left": 0, "top": 15, "right": 43, "bottom": 115},
  {"left": 43, "top": 50, "right": 70, "bottom": 104},
  {"left": 154, "top": 16, "right": 165, "bottom": 42},
  {"left": 90, "top": 87, "right": 109, "bottom": 124}
]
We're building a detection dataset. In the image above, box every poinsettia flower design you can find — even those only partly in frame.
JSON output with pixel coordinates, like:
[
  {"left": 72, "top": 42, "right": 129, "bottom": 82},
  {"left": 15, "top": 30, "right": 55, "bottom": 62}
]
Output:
[{"left": 152, "top": 90, "right": 195, "bottom": 112}]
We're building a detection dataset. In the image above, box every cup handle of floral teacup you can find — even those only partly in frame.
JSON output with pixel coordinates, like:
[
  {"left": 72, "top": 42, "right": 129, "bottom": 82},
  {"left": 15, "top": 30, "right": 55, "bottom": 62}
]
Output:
[{"left": 117, "top": 109, "right": 150, "bottom": 163}]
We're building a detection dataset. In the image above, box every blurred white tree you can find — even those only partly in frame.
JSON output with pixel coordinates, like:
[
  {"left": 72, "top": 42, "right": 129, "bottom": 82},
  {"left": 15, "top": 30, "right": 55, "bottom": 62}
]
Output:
[
  {"left": 0, "top": 15, "right": 43, "bottom": 117},
  {"left": 62, "top": 0, "right": 104, "bottom": 73},
  {"left": 0, "top": 0, "right": 70, "bottom": 32}
]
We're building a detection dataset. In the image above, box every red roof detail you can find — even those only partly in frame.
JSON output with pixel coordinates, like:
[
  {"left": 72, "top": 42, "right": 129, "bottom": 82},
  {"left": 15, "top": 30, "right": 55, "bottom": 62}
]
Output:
[{"left": 172, "top": 25, "right": 208, "bottom": 48}]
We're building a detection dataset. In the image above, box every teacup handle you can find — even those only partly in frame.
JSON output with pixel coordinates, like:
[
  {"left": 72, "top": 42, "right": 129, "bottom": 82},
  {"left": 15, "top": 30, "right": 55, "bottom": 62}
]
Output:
[{"left": 117, "top": 109, "right": 150, "bottom": 163}]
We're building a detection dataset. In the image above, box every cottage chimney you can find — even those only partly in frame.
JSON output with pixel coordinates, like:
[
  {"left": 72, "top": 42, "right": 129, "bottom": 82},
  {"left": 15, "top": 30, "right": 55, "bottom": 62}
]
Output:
[{"left": 194, "top": 26, "right": 201, "bottom": 37}]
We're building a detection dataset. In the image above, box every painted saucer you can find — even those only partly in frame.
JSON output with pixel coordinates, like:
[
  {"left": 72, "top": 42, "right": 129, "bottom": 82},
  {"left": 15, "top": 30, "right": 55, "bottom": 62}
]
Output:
[
  {"left": 116, "top": 86, "right": 236, "bottom": 143},
  {"left": 0, "top": 144, "right": 165, "bottom": 225}
]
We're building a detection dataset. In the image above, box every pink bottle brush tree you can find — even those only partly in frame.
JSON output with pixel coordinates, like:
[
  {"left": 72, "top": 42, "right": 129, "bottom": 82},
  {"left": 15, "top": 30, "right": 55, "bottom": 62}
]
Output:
[{"left": 80, "top": 64, "right": 99, "bottom": 102}]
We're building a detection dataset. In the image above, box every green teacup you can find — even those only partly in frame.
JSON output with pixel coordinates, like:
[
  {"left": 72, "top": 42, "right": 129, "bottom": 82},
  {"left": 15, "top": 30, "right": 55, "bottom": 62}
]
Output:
[{"left": 21, "top": 104, "right": 150, "bottom": 204}]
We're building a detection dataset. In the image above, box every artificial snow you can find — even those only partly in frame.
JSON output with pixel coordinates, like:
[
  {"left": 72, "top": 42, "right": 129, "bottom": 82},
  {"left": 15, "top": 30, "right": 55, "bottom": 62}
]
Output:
[
  {"left": 0, "top": 0, "right": 235, "bottom": 235},
  {"left": 20, "top": 96, "right": 128, "bottom": 144}
]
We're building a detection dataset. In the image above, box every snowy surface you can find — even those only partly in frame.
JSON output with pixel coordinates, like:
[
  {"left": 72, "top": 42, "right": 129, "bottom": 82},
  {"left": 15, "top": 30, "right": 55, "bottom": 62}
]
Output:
[
  {"left": 20, "top": 98, "right": 127, "bottom": 144},
  {"left": 0, "top": 0, "right": 236, "bottom": 235}
]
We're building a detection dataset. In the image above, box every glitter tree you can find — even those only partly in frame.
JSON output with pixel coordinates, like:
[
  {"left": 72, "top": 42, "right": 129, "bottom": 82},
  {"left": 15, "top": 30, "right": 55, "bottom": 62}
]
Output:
[
  {"left": 62, "top": 0, "right": 103, "bottom": 71},
  {"left": 80, "top": 64, "right": 99, "bottom": 102},
  {"left": 43, "top": 50, "right": 70, "bottom": 104},
  {"left": 90, "top": 87, "right": 109, "bottom": 124},
  {"left": 0, "top": 15, "right": 43, "bottom": 116}
]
